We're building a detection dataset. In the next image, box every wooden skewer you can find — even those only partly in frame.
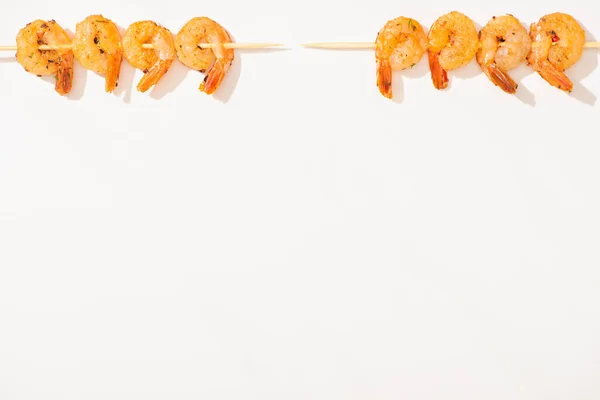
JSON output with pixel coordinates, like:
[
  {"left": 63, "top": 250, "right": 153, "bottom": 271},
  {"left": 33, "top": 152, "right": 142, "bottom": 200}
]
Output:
[
  {"left": 0, "top": 42, "right": 283, "bottom": 51},
  {"left": 302, "top": 41, "right": 600, "bottom": 49}
]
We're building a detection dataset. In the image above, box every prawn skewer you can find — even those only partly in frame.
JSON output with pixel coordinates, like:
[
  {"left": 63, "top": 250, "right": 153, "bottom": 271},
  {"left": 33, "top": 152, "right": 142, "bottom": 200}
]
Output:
[
  {"left": 4, "top": 15, "right": 280, "bottom": 96},
  {"left": 301, "top": 42, "right": 600, "bottom": 49},
  {"left": 0, "top": 43, "right": 283, "bottom": 51}
]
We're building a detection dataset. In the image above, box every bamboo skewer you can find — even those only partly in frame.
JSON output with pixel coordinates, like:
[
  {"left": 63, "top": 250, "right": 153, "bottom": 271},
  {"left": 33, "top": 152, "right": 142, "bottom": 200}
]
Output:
[
  {"left": 0, "top": 42, "right": 283, "bottom": 51},
  {"left": 302, "top": 41, "right": 600, "bottom": 49}
]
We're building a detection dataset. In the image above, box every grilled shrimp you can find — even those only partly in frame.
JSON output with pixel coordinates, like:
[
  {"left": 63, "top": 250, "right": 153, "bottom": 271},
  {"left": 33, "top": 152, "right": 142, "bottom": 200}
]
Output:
[
  {"left": 16, "top": 19, "right": 74, "bottom": 95},
  {"left": 375, "top": 17, "right": 428, "bottom": 99},
  {"left": 175, "top": 17, "right": 234, "bottom": 95},
  {"left": 123, "top": 20, "right": 176, "bottom": 92},
  {"left": 72, "top": 14, "right": 123, "bottom": 93},
  {"left": 476, "top": 14, "right": 531, "bottom": 94},
  {"left": 428, "top": 11, "right": 479, "bottom": 89},
  {"left": 527, "top": 12, "right": 585, "bottom": 92}
]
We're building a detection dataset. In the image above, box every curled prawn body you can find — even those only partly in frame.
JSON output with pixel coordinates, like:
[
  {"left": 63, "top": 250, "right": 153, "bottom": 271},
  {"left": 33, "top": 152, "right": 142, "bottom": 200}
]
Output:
[
  {"left": 15, "top": 19, "right": 74, "bottom": 95},
  {"left": 476, "top": 14, "right": 531, "bottom": 94},
  {"left": 427, "top": 11, "right": 479, "bottom": 89},
  {"left": 72, "top": 14, "right": 123, "bottom": 93},
  {"left": 527, "top": 12, "right": 585, "bottom": 92},
  {"left": 175, "top": 17, "right": 234, "bottom": 95},
  {"left": 375, "top": 16, "right": 428, "bottom": 99},
  {"left": 123, "top": 20, "right": 176, "bottom": 92}
]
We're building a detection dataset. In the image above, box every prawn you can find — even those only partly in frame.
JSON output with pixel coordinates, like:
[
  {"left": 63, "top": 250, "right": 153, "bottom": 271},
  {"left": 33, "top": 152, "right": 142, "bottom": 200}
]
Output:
[
  {"left": 72, "top": 14, "right": 123, "bottom": 93},
  {"left": 175, "top": 17, "right": 234, "bottom": 95},
  {"left": 427, "top": 11, "right": 479, "bottom": 89},
  {"left": 15, "top": 19, "right": 74, "bottom": 95},
  {"left": 123, "top": 20, "right": 176, "bottom": 92},
  {"left": 527, "top": 12, "right": 585, "bottom": 92},
  {"left": 476, "top": 14, "right": 531, "bottom": 94},
  {"left": 375, "top": 16, "right": 428, "bottom": 99}
]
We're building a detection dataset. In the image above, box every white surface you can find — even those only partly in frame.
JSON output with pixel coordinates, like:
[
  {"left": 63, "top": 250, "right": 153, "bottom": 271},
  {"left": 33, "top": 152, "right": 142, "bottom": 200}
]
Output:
[{"left": 1, "top": 0, "right": 600, "bottom": 399}]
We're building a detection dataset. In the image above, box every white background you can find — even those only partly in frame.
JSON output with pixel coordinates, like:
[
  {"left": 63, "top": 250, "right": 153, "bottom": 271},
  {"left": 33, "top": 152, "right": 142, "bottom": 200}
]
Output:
[{"left": 1, "top": 0, "right": 599, "bottom": 399}]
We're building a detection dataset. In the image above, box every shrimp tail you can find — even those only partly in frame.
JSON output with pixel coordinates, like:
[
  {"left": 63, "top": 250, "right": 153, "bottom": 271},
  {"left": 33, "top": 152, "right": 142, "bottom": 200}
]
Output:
[
  {"left": 200, "top": 58, "right": 232, "bottom": 95},
  {"left": 536, "top": 60, "right": 573, "bottom": 92},
  {"left": 137, "top": 59, "right": 173, "bottom": 93},
  {"left": 376, "top": 58, "right": 392, "bottom": 99},
  {"left": 484, "top": 62, "right": 518, "bottom": 94},
  {"left": 105, "top": 51, "right": 122, "bottom": 93},
  {"left": 55, "top": 51, "right": 74, "bottom": 95},
  {"left": 428, "top": 51, "right": 448, "bottom": 90}
]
